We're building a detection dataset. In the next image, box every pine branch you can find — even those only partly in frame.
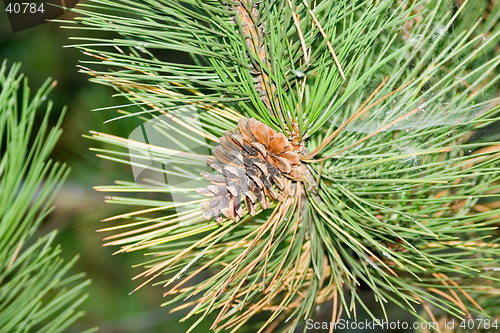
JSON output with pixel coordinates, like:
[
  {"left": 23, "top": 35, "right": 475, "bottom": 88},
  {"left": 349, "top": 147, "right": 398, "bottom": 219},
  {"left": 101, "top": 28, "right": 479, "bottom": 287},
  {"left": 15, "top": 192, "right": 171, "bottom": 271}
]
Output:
[
  {"left": 0, "top": 61, "right": 93, "bottom": 333},
  {"left": 66, "top": 0, "right": 500, "bottom": 332}
]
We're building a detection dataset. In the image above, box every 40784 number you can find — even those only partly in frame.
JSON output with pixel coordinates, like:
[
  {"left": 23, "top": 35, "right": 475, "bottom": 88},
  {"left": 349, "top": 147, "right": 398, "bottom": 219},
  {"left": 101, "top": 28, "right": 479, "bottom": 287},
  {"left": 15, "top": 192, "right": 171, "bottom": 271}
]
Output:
[
  {"left": 460, "top": 318, "right": 498, "bottom": 330},
  {"left": 5, "top": 2, "right": 45, "bottom": 14}
]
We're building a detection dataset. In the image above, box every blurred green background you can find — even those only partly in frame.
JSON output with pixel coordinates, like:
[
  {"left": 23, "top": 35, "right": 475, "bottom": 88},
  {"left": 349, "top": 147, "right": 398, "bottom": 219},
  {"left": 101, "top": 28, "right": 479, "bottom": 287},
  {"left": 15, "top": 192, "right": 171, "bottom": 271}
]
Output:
[{"left": 1, "top": 1, "right": 498, "bottom": 333}]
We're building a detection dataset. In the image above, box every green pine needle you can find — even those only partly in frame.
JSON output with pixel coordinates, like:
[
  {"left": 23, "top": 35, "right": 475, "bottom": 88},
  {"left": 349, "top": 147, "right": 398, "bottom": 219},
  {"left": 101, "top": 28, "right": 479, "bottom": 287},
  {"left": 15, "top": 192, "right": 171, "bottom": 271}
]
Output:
[{"left": 0, "top": 61, "right": 92, "bottom": 333}]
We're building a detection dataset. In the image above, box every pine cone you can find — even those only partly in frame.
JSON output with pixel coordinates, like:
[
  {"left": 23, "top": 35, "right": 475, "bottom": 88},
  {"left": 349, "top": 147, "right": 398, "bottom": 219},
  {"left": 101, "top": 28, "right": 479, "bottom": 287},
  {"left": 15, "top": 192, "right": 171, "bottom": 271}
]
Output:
[{"left": 197, "top": 118, "right": 304, "bottom": 222}]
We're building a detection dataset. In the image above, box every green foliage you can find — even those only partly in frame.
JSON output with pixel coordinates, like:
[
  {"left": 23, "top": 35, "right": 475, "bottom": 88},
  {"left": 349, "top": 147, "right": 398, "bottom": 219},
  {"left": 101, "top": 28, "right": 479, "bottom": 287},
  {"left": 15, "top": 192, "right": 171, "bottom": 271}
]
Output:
[
  {"left": 0, "top": 61, "right": 92, "bottom": 333},
  {"left": 67, "top": 0, "right": 500, "bottom": 332}
]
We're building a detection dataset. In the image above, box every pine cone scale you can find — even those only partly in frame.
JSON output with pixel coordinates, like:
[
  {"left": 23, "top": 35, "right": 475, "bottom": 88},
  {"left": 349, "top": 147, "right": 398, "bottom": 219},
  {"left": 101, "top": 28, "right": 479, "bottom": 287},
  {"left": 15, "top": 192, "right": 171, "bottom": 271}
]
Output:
[{"left": 197, "top": 118, "right": 303, "bottom": 222}]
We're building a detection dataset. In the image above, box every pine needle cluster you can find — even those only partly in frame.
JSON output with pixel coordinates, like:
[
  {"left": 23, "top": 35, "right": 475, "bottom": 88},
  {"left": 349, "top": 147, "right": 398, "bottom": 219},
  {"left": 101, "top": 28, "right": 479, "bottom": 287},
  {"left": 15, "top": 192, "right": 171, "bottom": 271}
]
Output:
[{"left": 0, "top": 61, "right": 92, "bottom": 333}]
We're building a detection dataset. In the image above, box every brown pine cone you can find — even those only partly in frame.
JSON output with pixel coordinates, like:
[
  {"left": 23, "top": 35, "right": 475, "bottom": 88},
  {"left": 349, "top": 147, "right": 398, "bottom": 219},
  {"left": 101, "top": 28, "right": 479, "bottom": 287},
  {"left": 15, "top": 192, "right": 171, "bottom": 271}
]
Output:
[{"left": 197, "top": 118, "right": 304, "bottom": 222}]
